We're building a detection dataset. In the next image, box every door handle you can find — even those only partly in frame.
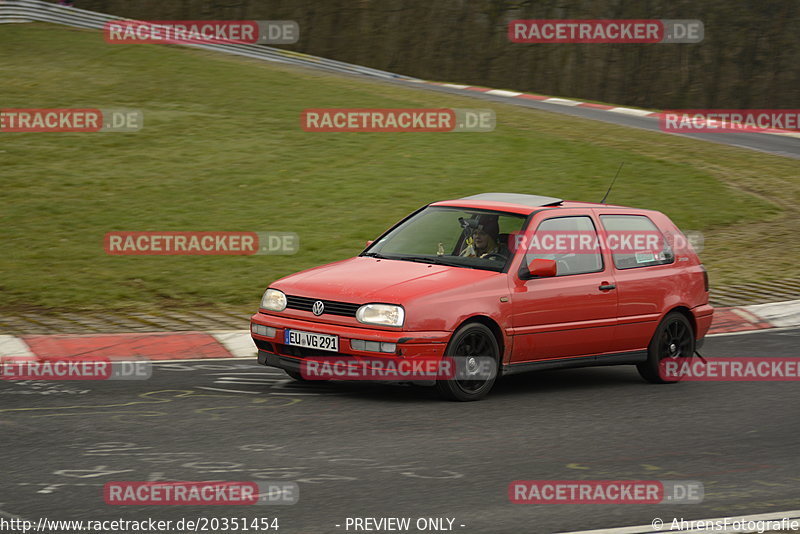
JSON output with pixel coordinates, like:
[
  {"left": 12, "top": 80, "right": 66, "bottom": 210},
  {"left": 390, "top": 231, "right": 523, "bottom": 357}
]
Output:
[{"left": 599, "top": 283, "right": 616, "bottom": 291}]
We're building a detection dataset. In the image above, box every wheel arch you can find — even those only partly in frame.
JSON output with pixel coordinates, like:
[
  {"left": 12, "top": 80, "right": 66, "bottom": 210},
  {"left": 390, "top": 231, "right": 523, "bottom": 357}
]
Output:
[
  {"left": 665, "top": 306, "right": 697, "bottom": 338},
  {"left": 452, "top": 315, "right": 506, "bottom": 363}
]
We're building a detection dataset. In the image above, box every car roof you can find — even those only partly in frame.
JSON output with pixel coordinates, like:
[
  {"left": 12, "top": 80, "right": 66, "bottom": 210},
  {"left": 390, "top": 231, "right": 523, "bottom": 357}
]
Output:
[
  {"left": 430, "top": 192, "right": 626, "bottom": 215},
  {"left": 461, "top": 193, "right": 563, "bottom": 206}
]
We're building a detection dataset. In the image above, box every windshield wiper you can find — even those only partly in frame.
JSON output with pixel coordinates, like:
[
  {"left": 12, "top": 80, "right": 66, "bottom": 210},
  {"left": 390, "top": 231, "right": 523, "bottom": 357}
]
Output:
[
  {"left": 388, "top": 255, "right": 478, "bottom": 268},
  {"left": 387, "top": 255, "right": 441, "bottom": 264},
  {"left": 363, "top": 252, "right": 436, "bottom": 263},
  {"left": 361, "top": 252, "right": 387, "bottom": 259},
  {"left": 365, "top": 254, "right": 490, "bottom": 270}
]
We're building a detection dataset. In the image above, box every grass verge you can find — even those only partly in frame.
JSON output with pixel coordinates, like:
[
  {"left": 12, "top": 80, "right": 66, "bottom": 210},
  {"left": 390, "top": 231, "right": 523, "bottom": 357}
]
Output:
[{"left": 1, "top": 23, "right": 798, "bottom": 314}]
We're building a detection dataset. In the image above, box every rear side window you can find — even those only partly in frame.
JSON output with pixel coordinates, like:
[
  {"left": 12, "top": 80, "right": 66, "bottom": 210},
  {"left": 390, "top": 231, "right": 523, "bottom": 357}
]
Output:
[
  {"left": 524, "top": 216, "right": 603, "bottom": 276},
  {"left": 599, "top": 215, "right": 674, "bottom": 269}
]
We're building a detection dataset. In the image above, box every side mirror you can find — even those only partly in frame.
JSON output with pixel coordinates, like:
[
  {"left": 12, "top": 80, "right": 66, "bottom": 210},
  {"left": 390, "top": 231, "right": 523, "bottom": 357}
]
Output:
[
  {"left": 365, "top": 240, "right": 374, "bottom": 247},
  {"left": 527, "top": 258, "right": 557, "bottom": 278}
]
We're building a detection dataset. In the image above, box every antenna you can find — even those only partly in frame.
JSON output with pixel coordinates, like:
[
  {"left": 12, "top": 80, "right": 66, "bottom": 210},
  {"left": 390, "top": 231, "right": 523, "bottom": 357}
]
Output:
[{"left": 600, "top": 162, "right": 625, "bottom": 204}]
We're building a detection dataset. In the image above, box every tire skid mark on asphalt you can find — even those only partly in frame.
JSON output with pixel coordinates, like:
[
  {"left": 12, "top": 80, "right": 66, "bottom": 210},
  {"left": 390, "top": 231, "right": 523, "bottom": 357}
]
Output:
[
  {"left": 0, "top": 380, "right": 91, "bottom": 396},
  {"left": 193, "top": 398, "right": 301, "bottom": 420},
  {"left": 566, "top": 463, "right": 591, "bottom": 470},
  {"left": 0, "top": 389, "right": 242, "bottom": 415},
  {"left": 558, "top": 455, "right": 776, "bottom": 479},
  {"left": 269, "top": 392, "right": 334, "bottom": 395},
  {"left": 17, "top": 483, "right": 103, "bottom": 495},
  {"left": 12, "top": 441, "right": 422, "bottom": 495},
  {"left": 31, "top": 410, "right": 169, "bottom": 419},
  {"left": 551, "top": 456, "right": 795, "bottom": 508},
  {"left": 154, "top": 362, "right": 266, "bottom": 371},
  {"left": 204, "top": 372, "right": 348, "bottom": 396},
  {"left": 149, "top": 359, "right": 335, "bottom": 396},
  {"left": 196, "top": 386, "right": 260, "bottom": 394},
  {"left": 548, "top": 450, "right": 768, "bottom": 470},
  {"left": 72, "top": 442, "right": 465, "bottom": 483},
  {"left": 149, "top": 357, "right": 253, "bottom": 364}
]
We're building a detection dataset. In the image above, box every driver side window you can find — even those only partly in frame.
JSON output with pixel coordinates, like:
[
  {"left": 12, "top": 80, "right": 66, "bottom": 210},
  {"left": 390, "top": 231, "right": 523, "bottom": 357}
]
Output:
[{"left": 525, "top": 216, "right": 603, "bottom": 276}]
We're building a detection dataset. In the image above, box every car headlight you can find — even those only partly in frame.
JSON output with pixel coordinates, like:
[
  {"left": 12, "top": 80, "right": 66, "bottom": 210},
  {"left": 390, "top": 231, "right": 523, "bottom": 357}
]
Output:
[
  {"left": 261, "top": 289, "right": 287, "bottom": 311},
  {"left": 356, "top": 303, "right": 404, "bottom": 327}
]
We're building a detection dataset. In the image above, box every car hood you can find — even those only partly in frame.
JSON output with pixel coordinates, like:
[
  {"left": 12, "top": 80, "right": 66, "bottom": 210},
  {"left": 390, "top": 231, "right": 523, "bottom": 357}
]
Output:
[{"left": 271, "top": 256, "right": 501, "bottom": 303}]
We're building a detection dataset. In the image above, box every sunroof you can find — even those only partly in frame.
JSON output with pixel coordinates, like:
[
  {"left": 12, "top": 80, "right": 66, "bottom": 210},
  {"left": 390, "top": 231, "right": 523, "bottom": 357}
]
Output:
[{"left": 460, "top": 193, "right": 563, "bottom": 207}]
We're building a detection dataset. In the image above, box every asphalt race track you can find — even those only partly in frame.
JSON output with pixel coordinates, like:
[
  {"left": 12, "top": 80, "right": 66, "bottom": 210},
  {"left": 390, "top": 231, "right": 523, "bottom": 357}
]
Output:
[
  {"left": 391, "top": 80, "right": 800, "bottom": 160},
  {"left": 1, "top": 327, "right": 798, "bottom": 533}
]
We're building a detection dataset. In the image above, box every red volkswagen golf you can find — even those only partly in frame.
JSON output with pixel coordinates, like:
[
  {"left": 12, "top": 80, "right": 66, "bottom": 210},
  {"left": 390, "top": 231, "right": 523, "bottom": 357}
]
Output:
[{"left": 250, "top": 193, "right": 713, "bottom": 401}]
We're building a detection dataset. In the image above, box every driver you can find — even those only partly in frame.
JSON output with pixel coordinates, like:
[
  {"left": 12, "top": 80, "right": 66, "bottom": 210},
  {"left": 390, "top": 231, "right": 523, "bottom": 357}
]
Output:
[{"left": 460, "top": 214, "right": 503, "bottom": 259}]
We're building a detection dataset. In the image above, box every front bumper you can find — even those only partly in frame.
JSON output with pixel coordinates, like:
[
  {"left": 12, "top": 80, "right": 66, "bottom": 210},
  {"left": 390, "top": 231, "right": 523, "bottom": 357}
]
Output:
[
  {"left": 257, "top": 350, "right": 303, "bottom": 373},
  {"left": 250, "top": 312, "right": 451, "bottom": 373}
]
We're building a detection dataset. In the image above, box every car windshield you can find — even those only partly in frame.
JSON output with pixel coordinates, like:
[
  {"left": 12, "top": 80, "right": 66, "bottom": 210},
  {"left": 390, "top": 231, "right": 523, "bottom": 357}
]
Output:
[{"left": 362, "top": 206, "right": 527, "bottom": 271}]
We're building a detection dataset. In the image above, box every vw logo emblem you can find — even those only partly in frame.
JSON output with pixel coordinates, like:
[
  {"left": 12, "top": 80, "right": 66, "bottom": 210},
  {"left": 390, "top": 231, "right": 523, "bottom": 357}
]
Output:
[{"left": 312, "top": 300, "right": 325, "bottom": 316}]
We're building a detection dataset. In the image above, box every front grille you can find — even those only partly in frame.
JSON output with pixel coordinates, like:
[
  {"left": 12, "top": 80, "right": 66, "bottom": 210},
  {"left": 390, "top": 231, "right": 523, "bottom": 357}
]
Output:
[
  {"left": 276, "top": 343, "right": 343, "bottom": 359},
  {"left": 285, "top": 295, "right": 360, "bottom": 317}
]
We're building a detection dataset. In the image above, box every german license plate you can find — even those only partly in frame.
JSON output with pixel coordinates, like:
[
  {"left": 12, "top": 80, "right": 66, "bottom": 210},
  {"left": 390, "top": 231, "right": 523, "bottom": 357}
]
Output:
[{"left": 284, "top": 329, "right": 339, "bottom": 352}]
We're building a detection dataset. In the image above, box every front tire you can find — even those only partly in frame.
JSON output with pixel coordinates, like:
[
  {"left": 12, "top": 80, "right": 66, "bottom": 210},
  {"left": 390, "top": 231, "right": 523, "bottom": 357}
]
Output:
[
  {"left": 436, "top": 322, "right": 499, "bottom": 401},
  {"left": 637, "top": 312, "right": 695, "bottom": 384}
]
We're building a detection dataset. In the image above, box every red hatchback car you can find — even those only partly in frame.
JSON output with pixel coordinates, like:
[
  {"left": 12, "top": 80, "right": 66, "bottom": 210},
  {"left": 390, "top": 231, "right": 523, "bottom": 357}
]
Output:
[{"left": 250, "top": 193, "right": 713, "bottom": 400}]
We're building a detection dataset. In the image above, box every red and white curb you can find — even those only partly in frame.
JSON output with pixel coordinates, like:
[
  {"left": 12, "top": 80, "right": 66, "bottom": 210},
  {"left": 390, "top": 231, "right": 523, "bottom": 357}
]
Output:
[
  {"left": 414, "top": 80, "right": 800, "bottom": 138},
  {"left": 556, "top": 509, "right": 800, "bottom": 533},
  {"left": 708, "top": 299, "right": 800, "bottom": 335},
  {"left": 0, "top": 300, "right": 797, "bottom": 361},
  {"left": 0, "top": 331, "right": 256, "bottom": 361}
]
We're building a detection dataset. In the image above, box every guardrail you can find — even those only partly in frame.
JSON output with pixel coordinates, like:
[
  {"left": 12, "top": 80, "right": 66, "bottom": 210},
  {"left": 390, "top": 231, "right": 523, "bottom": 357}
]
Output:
[{"left": 0, "top": 0, "right": 418, "bottom": 82}]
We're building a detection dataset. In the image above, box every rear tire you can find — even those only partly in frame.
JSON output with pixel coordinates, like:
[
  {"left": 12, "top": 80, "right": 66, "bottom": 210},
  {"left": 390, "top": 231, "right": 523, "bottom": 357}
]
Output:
[
  {"left": 637, "top": 312, "right": 695, "bottom": 384},
  {"left": 436, "top": 322, "right": 499, "bottom": 401}
]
